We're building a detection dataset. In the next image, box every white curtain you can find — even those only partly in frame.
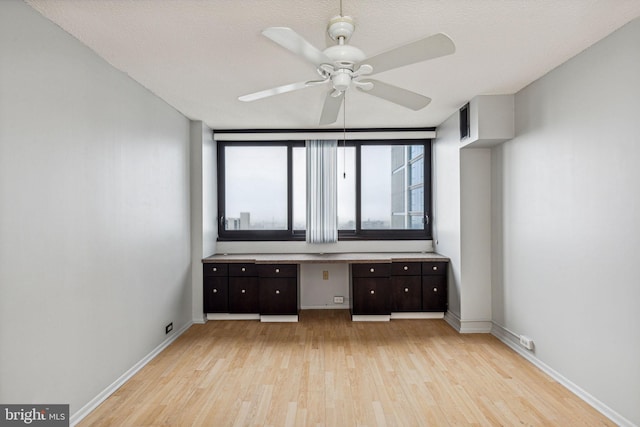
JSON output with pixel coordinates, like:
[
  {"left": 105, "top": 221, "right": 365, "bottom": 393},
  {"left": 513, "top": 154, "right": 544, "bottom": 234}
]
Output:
[{"left": 306, "top": 139, "right": 338, "bottom": 243}]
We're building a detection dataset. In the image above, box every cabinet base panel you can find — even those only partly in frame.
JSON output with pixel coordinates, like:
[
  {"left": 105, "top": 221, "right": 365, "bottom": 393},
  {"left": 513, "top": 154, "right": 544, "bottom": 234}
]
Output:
[
  {"left": 351, "top": 314, "right": 391, "bottom": 322},
  {"left": 260, "top": 315, "right": 298, "bottom": 323},
  {"left": 206, "top": 313, "right": 260, "bottom": 321},
  {"left": 390, "top": 312, "right": 445, "bottom": 320}
]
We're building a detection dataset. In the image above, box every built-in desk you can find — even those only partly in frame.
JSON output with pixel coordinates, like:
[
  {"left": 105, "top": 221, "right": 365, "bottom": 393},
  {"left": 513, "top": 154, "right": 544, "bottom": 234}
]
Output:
[
  {"left": 203, "top": 252, "right": 448, "bottom": 264},
  {"left": 202, "top": 253, "right": 450, "bottom": 322}
]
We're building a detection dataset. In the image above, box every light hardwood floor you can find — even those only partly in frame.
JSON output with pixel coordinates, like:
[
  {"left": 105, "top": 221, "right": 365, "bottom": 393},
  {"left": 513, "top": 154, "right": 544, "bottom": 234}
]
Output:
[{"left": 79, "top": 310, "right": 613, "bottom": 426}]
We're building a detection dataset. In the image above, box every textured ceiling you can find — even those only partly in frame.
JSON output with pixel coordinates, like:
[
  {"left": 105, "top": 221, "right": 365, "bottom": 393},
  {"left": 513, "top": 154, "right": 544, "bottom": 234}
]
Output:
[{"left": 25, "top": 0, "right": 640, "bottom": 130}]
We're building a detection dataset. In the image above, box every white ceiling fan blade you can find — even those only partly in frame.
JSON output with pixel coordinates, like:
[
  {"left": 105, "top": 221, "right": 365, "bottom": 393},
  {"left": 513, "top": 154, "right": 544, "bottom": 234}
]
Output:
[
  {"left": 262, "top": 27, "right": 332, "bottom": 67},
  {"left": 357, "top": 79, "right": 431, "bottom": 110},
  {"left": 359, "top": 33, "right": 455, "bottom": 75},
  {"left": 239, "top": 80, "right": 315, "bottom": 102},
  {"left": 319, "top": 90, "right": 344, "bottom": 125}
]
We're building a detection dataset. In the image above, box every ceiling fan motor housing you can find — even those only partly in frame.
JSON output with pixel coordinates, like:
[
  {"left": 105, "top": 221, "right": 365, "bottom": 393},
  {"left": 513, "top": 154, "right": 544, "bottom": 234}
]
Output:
[{"left": 323, "top": 44, "right": 366, "bottom": 67}]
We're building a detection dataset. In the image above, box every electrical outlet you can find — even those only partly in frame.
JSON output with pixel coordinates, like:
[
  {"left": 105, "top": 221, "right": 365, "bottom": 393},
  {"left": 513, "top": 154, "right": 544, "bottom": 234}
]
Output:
[
  {"left": 322, "top": 270, "right": 329, "bottom": 280},
  {"left": 165, "top": 322, "right": 173, "bottom": 334},
  {"left": 333, "top": 296, "right": 344, "bottom": 304},
  {"left": 519, "top": 335, "right": 534, "bottom": 350}
]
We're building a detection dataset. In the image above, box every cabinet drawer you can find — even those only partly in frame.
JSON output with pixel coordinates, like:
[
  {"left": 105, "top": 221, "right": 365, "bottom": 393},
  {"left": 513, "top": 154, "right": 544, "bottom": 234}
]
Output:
[
  {"left": 391, "top": 262, "right": 422, "bottom": 276},
  {"left": 257, "top": 264, "right": 297, "bottom": 278},
  {"left": 229, "top": 263, "right": 257, "bottom": 276},
  {"left": 351, "top": 263, "right": 391, "bottom": 278},
  {"left": 422, "top": 262, "right": 447, "bottom": 275},
  {"left": 203, "top": 263, "right": 228, "bottom": 277}
]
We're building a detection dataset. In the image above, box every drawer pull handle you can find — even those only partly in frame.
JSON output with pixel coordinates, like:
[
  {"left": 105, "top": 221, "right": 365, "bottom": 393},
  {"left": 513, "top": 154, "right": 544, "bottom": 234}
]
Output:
[
  {"left": 241, "top": 267, "right": 246, "bottom": 272},
  {"left": 432, "top": 266, "right": 438, "bottom": 271},
  {"left": 213, "top": 267, "right": 217, "bottom": 272},
  {"left": 213, "top": 289, "right": 218, "bottom": 293},
  {"left": 404, "top": 287, "right": 409, "bottom": 293},
  {"left": 241, "top": 289, "right": 246, "bottom": 294},
  {"left": 370, "top": 290, "right": 375, "bottom": 295},
  {"left": 403, "top": 266, "right": 409, "bottom": 271},
  {"left": 370, "top": 268, "right": 375, "bottom": 273},
  {"left": 433, "top": 287, "right": 438, "bottom": 292},
  {"left": 275, "top": 290, "right": 280, "bottom": 294},
  {"left": 275, "top": 268, "right": 280, "bottom": 273}
]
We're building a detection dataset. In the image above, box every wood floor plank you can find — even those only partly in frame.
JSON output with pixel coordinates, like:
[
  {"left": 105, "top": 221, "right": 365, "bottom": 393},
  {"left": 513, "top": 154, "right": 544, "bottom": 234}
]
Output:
[{"left": 78, "top": 310, "right": 615, "bottom": 426}]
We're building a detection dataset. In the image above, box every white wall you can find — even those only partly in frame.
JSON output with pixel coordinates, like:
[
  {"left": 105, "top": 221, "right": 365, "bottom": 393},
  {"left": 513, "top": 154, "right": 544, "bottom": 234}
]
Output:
[
  {"left": 433, "top": 111, "right": 492, "bottom": 332},
  {"left": 460, "top": 148, "right": 492, "bottom": 326},
  {"left": 492, "top": 18, "right": 640, "bottom": 425},
  {"left": 190, "top": 122, "right": 217, "bottom": 323},
  {"left": 0, "top": 0, "right": 191, "bottom": 419},
  {"left": 300, "top": 264, "right": 350, "bottom": 309},
  {"left": 432, "top": 113, "right": 462, "bottom": 318}
]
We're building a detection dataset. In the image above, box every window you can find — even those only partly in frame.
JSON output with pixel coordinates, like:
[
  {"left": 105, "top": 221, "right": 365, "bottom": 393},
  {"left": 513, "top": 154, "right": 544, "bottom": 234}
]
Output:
[
  {"left": 217, "top": 139, "right": 431, "bottom": 241},
  {"left": 224, "top": 145, "right": 288, "bottom": 230}
]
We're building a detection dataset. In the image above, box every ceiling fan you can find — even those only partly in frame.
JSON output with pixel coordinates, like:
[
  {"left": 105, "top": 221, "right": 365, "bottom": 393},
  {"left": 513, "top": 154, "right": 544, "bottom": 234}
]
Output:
[{"left": 238, "top": 15, "right": 455, "bottom": 125}]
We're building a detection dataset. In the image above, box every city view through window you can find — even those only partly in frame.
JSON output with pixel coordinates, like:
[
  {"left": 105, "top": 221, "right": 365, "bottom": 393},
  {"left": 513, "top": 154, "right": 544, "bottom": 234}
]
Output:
[{"left": 224, "top": 144, "right": 424, "bottom": 232}]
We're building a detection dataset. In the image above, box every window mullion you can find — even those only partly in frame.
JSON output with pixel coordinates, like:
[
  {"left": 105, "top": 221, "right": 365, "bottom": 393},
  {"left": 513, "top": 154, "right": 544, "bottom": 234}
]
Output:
[
  {"left": 287, "top": 143, "right": 293, "bottom": 235},
  {"left": 355, "top": 143, "right": 362, "bottom": 235}
]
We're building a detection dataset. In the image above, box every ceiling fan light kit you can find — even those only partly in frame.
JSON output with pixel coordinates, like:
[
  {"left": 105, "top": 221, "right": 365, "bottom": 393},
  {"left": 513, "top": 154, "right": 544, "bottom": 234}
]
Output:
[{"left": 239, "top": 14, "right": 455, "bottom": 125}]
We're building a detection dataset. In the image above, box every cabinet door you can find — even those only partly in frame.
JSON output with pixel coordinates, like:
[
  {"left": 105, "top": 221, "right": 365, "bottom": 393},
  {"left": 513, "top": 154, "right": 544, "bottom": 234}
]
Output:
[
  {"left": 203, "top": 276, "right": 228, "bottom": 313},
  {"left": 391, "top": 276, "right": 422, "bottom": 312},
  {"left": 352, "top": 277, "right": 390, "bottom": 315},
  {"left": 259, "top": 278, "right": 297, "bottom": 315},
  {"left": 422, "top": 275, "right": 447, "bottom": 312},
  {"left": 229, "top": 277, "right": 259, "bottom": 313}
]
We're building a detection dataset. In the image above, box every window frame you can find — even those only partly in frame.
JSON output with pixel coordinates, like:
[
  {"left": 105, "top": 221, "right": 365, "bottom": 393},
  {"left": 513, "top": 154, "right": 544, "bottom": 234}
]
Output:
[
  {"left": 217, "top": 141, "right": 305, "bottom": 241},
  {"left": 216, "top": 139, "right": 432, "bottom": 241}
]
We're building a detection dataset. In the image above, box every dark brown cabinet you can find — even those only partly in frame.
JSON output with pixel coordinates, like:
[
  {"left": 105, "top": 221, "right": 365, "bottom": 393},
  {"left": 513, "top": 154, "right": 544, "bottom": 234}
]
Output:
[
  {"left": 203, "top": 263, "right": 228, "bottom": 313},
  {"left": 391, "top": 278, "right": 422, "bottom": 312},
  {"left": 204, "top": 257, "right": 445, "bottom": 320},
  {"left": 422, "top": 262, "right": 448, "bottom": 312},
  {"left": 228, "top": 263, "right": 258, "bottom": 313},
  {"left": 203, "top": 263, "right": 298, "bottom": 317},
  {"left": 351, "top": 263, "right": 391, "bottom": 315},
  {"left": 390, "top": 262, "right": 423, "bottom": 312},
  {"left": 258, "top": 264, "right": 298, "bottom": 315},
  {"left": 350, "top": 260, "right": 448, "bottom": 316}
]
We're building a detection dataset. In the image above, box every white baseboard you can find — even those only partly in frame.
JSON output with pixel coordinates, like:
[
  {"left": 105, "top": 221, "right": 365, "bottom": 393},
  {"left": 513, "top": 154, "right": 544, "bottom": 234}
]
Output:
[
  {"left": 260, "top": 315, "right": 298, "bottom": 322},
  {"left": 443, "top": 311, "right": 492, "bottom": 333},
  {"left": 351, "top": 314, "right": 391, "bottom": 322},
  {"left": 390, "top": 312, "right": 444, "bottom": 319},
  {"left": 444, "top": 311, "right": 461, "bottom": 331},
  {"left": 491, "top": 322, "right": 634, "bottom": 427},
  {"left": 207, "top": 313, "right": 260, "bottom": 321},
  {"left": 192, "top": 314, "right": 206, "bottom": 324},
  {"left": 70, "top": 320, "right": 193, "bottom": 426}
]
